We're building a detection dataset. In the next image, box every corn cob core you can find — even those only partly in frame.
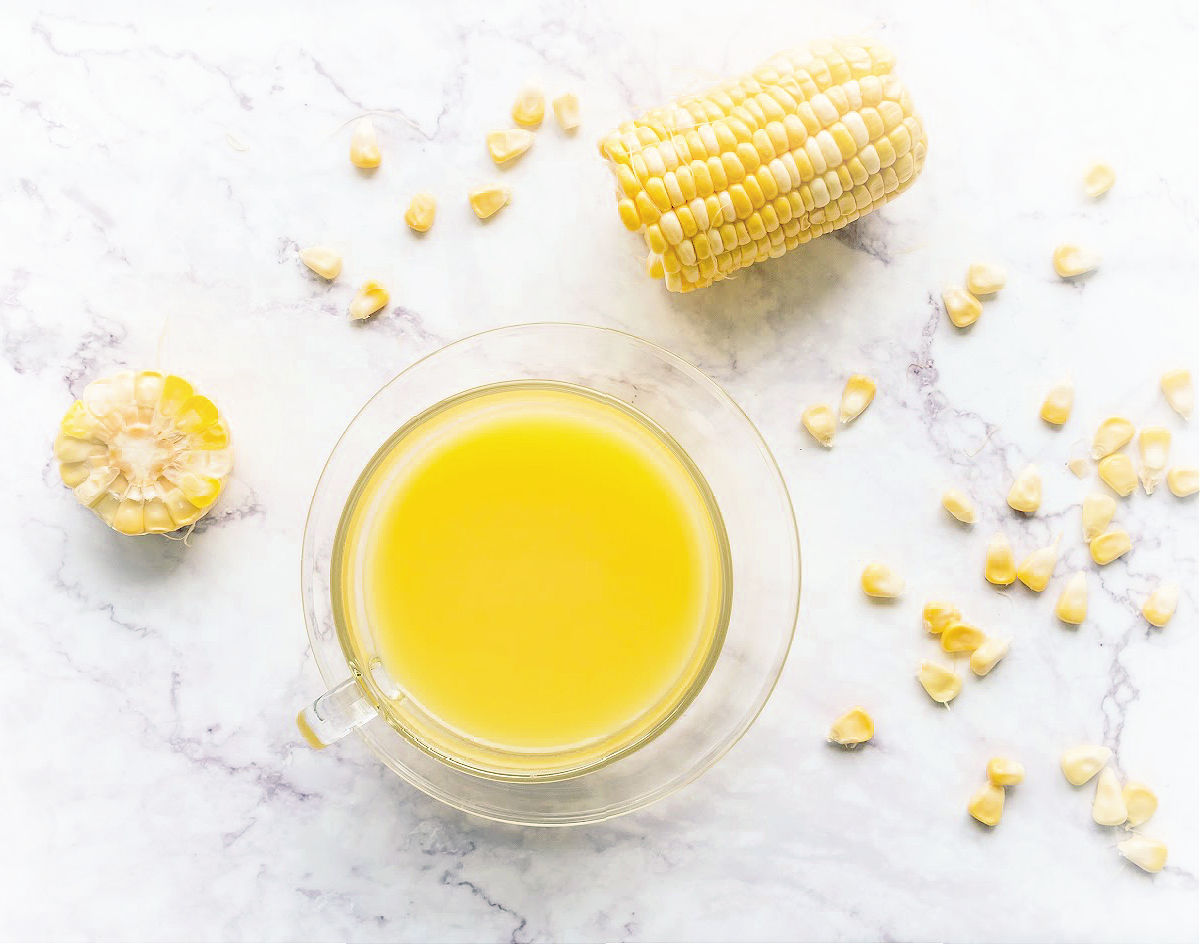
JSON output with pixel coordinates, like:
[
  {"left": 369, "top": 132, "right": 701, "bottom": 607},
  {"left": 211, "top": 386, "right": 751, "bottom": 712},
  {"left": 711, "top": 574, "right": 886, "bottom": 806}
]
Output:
[{"left": 599, "top": 38, "right": 927, "bottom": 292}]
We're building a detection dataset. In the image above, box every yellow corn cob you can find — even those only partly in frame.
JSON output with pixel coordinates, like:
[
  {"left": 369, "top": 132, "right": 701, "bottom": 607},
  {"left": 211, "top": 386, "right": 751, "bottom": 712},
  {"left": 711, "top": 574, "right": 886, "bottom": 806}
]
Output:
[{"left": 598, "top": 37, "right": 927, "bottom": 292}]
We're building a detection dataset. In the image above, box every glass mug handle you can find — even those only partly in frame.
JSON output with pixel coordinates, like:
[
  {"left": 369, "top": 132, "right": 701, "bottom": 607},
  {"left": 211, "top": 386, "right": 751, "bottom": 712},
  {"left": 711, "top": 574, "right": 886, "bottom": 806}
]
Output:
[{"left": 296, "top": 677, "right": 377, "bottom": 749}]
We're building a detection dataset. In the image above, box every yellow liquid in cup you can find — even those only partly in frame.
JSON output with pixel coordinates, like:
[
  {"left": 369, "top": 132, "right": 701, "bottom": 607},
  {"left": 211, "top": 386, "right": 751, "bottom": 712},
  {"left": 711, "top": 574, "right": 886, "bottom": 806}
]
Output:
[{"left": 334, "top": 382, "right": 729, "bottom": 777}]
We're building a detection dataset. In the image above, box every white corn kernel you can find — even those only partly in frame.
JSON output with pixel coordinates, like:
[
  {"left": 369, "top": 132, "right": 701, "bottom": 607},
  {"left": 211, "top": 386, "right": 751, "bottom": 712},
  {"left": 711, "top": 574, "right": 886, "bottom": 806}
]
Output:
[
  {"left": 985, "top": 532, "right": 1017, "bottom": 585},
  {"left": 918, "top": 660, "right": 961, "bottom": 704},
  {"left": 1167, "top": 465, "right": 1199, "bottom": 497},
  {"left": 1138, "top": 426, "right": 1171, "bottom": 494},
  {"left": 299, "top": 246, "right": 342, "bottom": 280},
  {"left": 1007, "top": 464, "right": 1041, "bottom": 514},
  {"left": 941, "top": 622, "right": 987, "bottom": 654},
  {"left": 551, "top": 92, "right": 581, "bottom": 132},
  {"left": 1098, "top": 453, "right": 1137, "bottom": 497},
  {"left": 1083, "top": 162, "right": 1115, "bottom": 197},
  {"left": 922, "top": 601, "right": 961, "bottom": 635},
  {"left": 828, "top": 706, "right": 874, "bottom": 747},
  {"left": 970, "top": 636, "right": 1010, "bottom": 676},
  {"left": 1055, "top": 571, "right": 1088, "bottom": 625},
  {"left": 802, "top": 404, "right": 837, "bottom": 447},
  {"left": 1122, "top": 782, "right": 1158, "bottom": 827},
  {"left": 349, "top": 118, "right": 382, "bottom": 168},
  {"left": 1117, "top": 835, "right": 1168, "bottom": 873},
  {"left": 942, "top": 286, "right": 982, "bottom": 328},
  {"left": 941, "top": 489, "right": 976, "bottom": 524},
  {"left": 839, "top": 374, "right": 876, "bottom": 423},
  {"left": 1017, "top": 540, "right": 1059, "bottom": 592},
  {"left": 1090, "top": 529, "right": 1131, "bottom": 565},
  {"left": 1067, "top": 456, "right": 1090, "bottom": 478},
  {"left": 512, "top": 86, "right": 545, "bottom": 127},
  {"left": 1141, "top": 584, "right": 1179, "bottom": 628},
  {"left": 986, "top": 757, "right": 1024, "bottom": 786},
  {"left": 968, "top": 782, "right": 1005, "bottom": 826},
  {"left": 1160, "top": 369, "right": 1194, "bottom": 418},
  {"left": 1082, "top": 493, "right": 1116, "bottom": 541},
  {"left": 469, "top": 185, "right": 511, "bottom": 220},
  {"left": 966, "top": 262, "right": 1006, "bottom": 296},
  {"left": 1061, "top": 744, "right": 1112, "bottom": 786},
  {"left": 486, "top": 128, "right": 535, "bottom": 164},
  {"left": 1040, "top": 380, "right": 1074, "bottom": 425},
  {"left": 861, "top": 562, "right": 904, "bottom": 598},
  {"left": 1053, "top": 243, "right": 1099, "bottom": 278},
  {"left": 404, "top": 192, "right": 437, "bottom": 233},
  {"left": 1092, "top": 768, "right": 1128, "bottom": 826},
  {"left": 1092, "top": 416, "right": 1135, "bottom": 459},
  {"left": 349, "top": 280, "right": 389, "bottom": 320}
]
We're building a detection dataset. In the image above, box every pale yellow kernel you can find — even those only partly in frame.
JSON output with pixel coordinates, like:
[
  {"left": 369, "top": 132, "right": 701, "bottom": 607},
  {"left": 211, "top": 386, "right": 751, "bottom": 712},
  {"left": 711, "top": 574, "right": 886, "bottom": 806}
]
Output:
[
  {"left": 828, "top": 706, "right": 874, "bottom": 747},
  {"left": 922, "top": 601, "right": 961, "bottom": 635},
  {"left": 348, "top": 280, "right": 389, "bottom": 320},
  {"left": 1017, "top": 540, "right": 1059, "bottom": 592},
  {"left": 299, "top": 246, "right": 342, "bottom": 280},
  {"left": 985, "top": 532, "right": 1017, "bottom": 585},
  {"left": 941, "top": 489, "right": 976, "bottom": 524},
  {"left": 404, "top": 192, "right": 437, "bottom": 233},
  {"left": 986, "top": 757, "right": 1024, "bottom": 786},
  {"left": 1138, "top": 426, "right": 1171, "bottom": 494},
  {"left": 1092, "top": 416, "right": 1135, "bottom": 458},
  {"left": 1141, "top": 584, "right": 1179, "bottom": 628},
  {"left": 839, "top": 374, "right": 876, "bottom": 423},
  {"left": 1082, "top": 493, "right": 1116, "bottom": 541},
  {"left": 1098, "top": 453, "right": 1137, "bottom": 497},
  {"left": 511, "top": 86, "right": 545, "bottom": 127},
  {"left": 941, "top": 622, "right": 987, "bottom": 654},
  {"left": 1083, "top": 161, "right": 1115, "bottom": 197},
  {"left": 1092, "top": 768, "right": 1128, "bottom": 826},
  {"left": 1160, "top": 369, "right": 1194, "bottom": 419},
  {"left": 918, "top": 660, "right": 961, "bottom": 703},
  {"left": 1053, "top": 243, "right": 1099, "bottom": 278},
  {"left": 1055, "top": 571, "right": 1088, "bottom": 625},
  {"left": 1007, "top": 464, "right": 1041, "bottom": 514},
  {"left": 861, "top": 561, "right": 904, "bottom": 598},
  {"left": 942, "top": 286, "right": 982, "bottom": 328},
  {"left": 1090, "top": 529, "right": 1131, "bottom": 565},
  {"left": 486, "top": 128, "right": 535, "bottom": 164},
  {"left": 1061, "top": 744, "right": 1111, "bottom": 786},
  {"left": 1122, "top": 782, "right": 1158, "bottom": 827},
  {"left": 1118, "top": 835, "right": 1168, "bottom": 873},
  {"left": 349, "top": 117, "right": 382, "bottom": 168},
  {"left": 970, "top": 636, "right": 1010, "bottom": 676},
  {"left": 551, "top": 92, "right": 581, "bottom": 132},
  {"left": 966, "top": 262, "right": 1006, "bottom": 296},
  {"left": 968, "top": 782, "right": 1005, "bottom": 826},
  {"left": 468, "top": 184, "right": 511, "bottom": 220},
  {"left": 1067, "top": 456, "right": 1090, "bottom": 478},
  {"left": 1167, "top": 465, "right": 1199, "bottom": 497},
  {"left": 1040, "top": 380, "right": 1074, "bottom": 425},
  {"left": 802, "top": 403, "right": 836, "bottom": 447}
]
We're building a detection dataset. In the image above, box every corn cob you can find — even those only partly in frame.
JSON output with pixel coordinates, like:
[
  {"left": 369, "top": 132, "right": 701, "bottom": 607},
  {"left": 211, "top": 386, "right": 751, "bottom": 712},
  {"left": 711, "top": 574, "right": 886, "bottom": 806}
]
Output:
[{"left": 599, "top": 38, "right": 927, "bottom": 292}]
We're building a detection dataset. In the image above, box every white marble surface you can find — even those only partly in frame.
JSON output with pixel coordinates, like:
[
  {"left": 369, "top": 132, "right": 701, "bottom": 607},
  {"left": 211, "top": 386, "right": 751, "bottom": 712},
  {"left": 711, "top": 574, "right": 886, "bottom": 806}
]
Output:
[{"left": 2, "top": 1, "right": 1197, "bottom": 940}]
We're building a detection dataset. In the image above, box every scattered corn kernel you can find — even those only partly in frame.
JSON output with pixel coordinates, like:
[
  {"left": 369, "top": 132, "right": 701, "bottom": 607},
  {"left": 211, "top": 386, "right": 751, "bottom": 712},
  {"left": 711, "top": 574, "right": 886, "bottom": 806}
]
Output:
[
  {"left": 468, "top": 184, "right": 511, "bottom": 220},
  {"left": 349, "top": 280, "right": 389, "bottom": 320},
  {"left": 1017, "top": 540, "right": 1059, "bottom": 592},
  {"left": 861, "top": 562, "right": 904, "bottom": 599},
  {"left": 1061, "top": 745, "right": 1112, "bottom": 786},
  {"left": 1122, "top": 782, "right": 1158, "bottom": 827},
  {"left": 1082, "top": 493, "right": 1117, "bottom": 541},
  {"left": 1117, "top": 835, "right": 1168, "bottom": 873},
  {"left": 839, "top": 375, "right": 876, "bottom": 423},
  {"left": 1055, "top": 571, "right": 1088, "bottom": 625},
  {"left": 1092, "top": 768, "right": 1128, "bottom": 826},
  {"left": 918, "top": 660, "right": 962, "bottom": 704},
  {"left": 511, "top": 86, "right": 545, "bottom": 127},
  {"left": 1067, "top": 456, "right": 1090, "bottom": 478},
  {"left": 1167, "top": 465, "right": 1199, "bottom": 496},
  {"left": 1040, "top": 380, "right": 1074, "bottom": 425},
  {"left": 349, "top": 117, "right": 382, "bottom": 168},
  {"left": 966, "top": 262, "right": 1006, "bottom": 296},
  {"left": 802, "top": 404, "right": 837, "bottom": 447},
  {"left": 1089, "top": 529, "right": 1131, "bottom": 565},
  {"left": 1098, "top": 453, "right": 1137, "bottom": 497},
  {"left": 986, "top": 757, "right": 1025, "bottom": 786},
  {"left": 299, "top": 246, "right": 342, "bottom": 280},
  {"left": 968, "top": 782, "right": 1005, "bottom": 826},
  {"left": 922, "top": 601, "right": 961, "bottom": 635},
  {"left": 487, "top": 128, "right": 535, "bottom": 164},
  {"left": 1138, "top": 426, "right": 1171, "bottom": 494},
  {"left": 1052, "top": 243, "right": 1099, "bottom": 278},
  {"left": 404, "top": 192, "right": 437, "bottom": 233},
  {"left": 551, "top": 92, "right": 580, "bottom": 131},
  {"left": 1160, "top": 369, "right": 1194, "bottom": 419},
  {"left": 1083, "top": 161, "right": 1116, "bottom": 197},
  {"left": 970, "top": 636, "right": 1010, "bottom": 676},
  {"left": 941, "top": 489, "right": 976, "bottom": 524},
  {"left": 942, "top": 286, "right": 982, "bottom": 328},
  {"left": 941, "top": 622, "right": 987, "bottom": 654},
  {"left": 1007, "top": 464, "right": 1041, "bottom": 514},
  {"left": 985, "top": 532, "right": 1017, "bottom": 585},
  {"left": 828, "top": 707, "right": 874, "bottom": 747},
  {"left": 1141, "top": 584, "right": 1179, "bottom": 628},
  {"left": 1092, "top": 416, "right": 1135, "bottom": 459}
]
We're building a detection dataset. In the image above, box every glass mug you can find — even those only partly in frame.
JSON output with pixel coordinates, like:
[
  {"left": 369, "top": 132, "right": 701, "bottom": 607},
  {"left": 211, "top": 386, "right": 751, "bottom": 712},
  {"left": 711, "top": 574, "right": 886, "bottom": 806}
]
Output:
[{"left": 298, "top": 324, "right": 800, "bottom": 825}]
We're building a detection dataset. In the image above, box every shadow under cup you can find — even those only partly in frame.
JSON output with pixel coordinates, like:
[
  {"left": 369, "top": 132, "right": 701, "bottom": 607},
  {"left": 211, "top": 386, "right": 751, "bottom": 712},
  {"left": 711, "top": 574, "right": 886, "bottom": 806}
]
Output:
[{"left": 300, "top": 324, "right": 799, "bottom": 825}]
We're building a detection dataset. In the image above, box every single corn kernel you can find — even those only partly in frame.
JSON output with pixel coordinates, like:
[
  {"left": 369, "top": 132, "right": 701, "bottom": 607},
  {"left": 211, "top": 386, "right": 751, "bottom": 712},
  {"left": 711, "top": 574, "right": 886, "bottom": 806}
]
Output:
[
  {"left": 828, "top": 706, "right": 874, "bottom": 747},
  {"left": 839, "top": 374, "right": 876, "bottom": 423},
  {"left": 404, "top": 192, "right": 437, "bottom": 233},
  {"left": 1007, "top": 464, "right": 1042, "bottom": 514},
  {"left": 1083, "top": 162, "right": 1116, "bottom": 197},
  {"left": 942, "top": 286, "right": 982, "bottom": 328},
  {"left": 1141, "top": 584, "right": 1179, "bottom": 628},
  {"left": 1098, "top": 453, "right": 1137, "bottom": 497},
  {"left": 349, "top": 280, "right": 389, "bottom": 320},
  {"left": 1092, "top": 416, "right": 1135, "bottom": 459},
  {"left": 1122, "top": 782, "right": 1158, "bottom": 827},
  {"left": 918, "top": 660, "right": 962, "bottom": 704},
  {"left": 969, "top": 636, "right": 1010, "bottom": 676},
  {"left": 941, "top": 489, "right": 977, "bottom": 524},
  {"left": 349, "top": 117, "right": 382, "bottom": 168},
  {"left": 1092, "top": 768, "right": 1128, "bottom": 826},
  {"left": 1082, "top": 493, "right": 1117, "bottom": 541},
  {"left": 1017, "top": 540, "right": 1059, "bottom": 593},
  {"left": 469, "top": 185, "right": 511, "bottom": 220},
  {"left": 1040, "top": 380, "right": 1074, "bottom": 425},
  {"left": 986, "top": 757, "right": 1025, "bottom": 787},
  {"left": 968, "top": 782, "right": 1005, "bottom": 827},
  {"left": 1052, "top": 243, "right": 1099, "bottom": 278},
  {"left": 966, "top": 262, "right": 1006, "bottom": 296},
  {"left": 551, "top": 92, "right": 580, "bottom": 131},
  {"left": 486, "top": 128, "right": 535, "bottom": 164},
  {"left": 1117, "top": 835, "right": 1168, "bottom": 873},
  {"left": 861, "top": 562, "right": 904, "bottom": 599},
  {"left": 1167, "top": 465, "right": 1199, "bottom": 497},
  {"left": 1138, "top": 427, "right": 1171, "bottom": 494},
  {"left": 1160, "top": 369, "right": 1194, "bottom": 419},
  {"left": 985, "top": 532, "right": 1017, "bottom": 585},
  {"left": 1067, "top": 456, "right": 1090, "bottom": 478},
  {"left": 1089, "top": 529, "right": 1131, "bottom": 565},
  {"left": 1061, "top": 744, "right": 1112, "bottom": 786},
  {"left": 802, "top": 404, "right": 837, "bottom": 447},
  {"left": 922, "top": 601, "right": 961, "bottom": 635},
  {"left": 1054, "top": 571, "right": 1088, "bottom": 625},
  {"left": 941, "top": 622, "right": 987, "bottom": 654},
  {"left": 511, "top": 86, "right": 545, "bottom": 127},
  {"left": 299, "top": 246, "right": 342, "bottom": 280}
]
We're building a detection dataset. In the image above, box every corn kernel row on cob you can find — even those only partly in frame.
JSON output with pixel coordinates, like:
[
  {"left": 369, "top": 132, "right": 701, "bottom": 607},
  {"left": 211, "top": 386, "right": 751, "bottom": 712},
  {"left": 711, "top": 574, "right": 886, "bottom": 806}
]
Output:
[{"left": 599, "top": 38, "right": 927, "bottom": 292}]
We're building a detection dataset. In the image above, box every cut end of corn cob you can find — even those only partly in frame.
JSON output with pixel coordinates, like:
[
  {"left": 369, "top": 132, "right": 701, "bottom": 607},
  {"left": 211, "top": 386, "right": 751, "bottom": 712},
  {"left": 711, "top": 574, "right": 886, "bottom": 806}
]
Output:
[
  {"left": 404, "top": 192, "right": 437, "bottom": 233},
  {"left": 552, "top": 92, "right": 581, "bottom": 132},
  {"left": 469, "top": 185, "right": 511, "bottom": 220},
  {"left": 487, "top": 128, "right": 535, "bottom": 165},
  {"left": 599, "top": 37, "right": 928, "bottom": 292},
  {"left": 54, "top": 371, "right": 233, "bottom": 536}
]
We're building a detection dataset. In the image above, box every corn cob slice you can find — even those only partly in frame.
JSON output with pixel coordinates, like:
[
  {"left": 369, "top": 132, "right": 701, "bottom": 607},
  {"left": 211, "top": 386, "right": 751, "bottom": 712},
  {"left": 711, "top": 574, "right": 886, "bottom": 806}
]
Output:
[
  {"left": 599, "top": 38, "right": 928, "bottom": 292},
  {"left": 53, "top": 371, "right": 233, "bottom": 535}
]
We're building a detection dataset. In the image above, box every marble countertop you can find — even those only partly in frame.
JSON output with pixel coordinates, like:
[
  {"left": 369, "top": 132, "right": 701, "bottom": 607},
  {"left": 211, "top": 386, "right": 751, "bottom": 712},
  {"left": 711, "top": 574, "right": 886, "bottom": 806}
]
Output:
[{"left": 2, "top": 1, "right": 1197, "bottom": 941}]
